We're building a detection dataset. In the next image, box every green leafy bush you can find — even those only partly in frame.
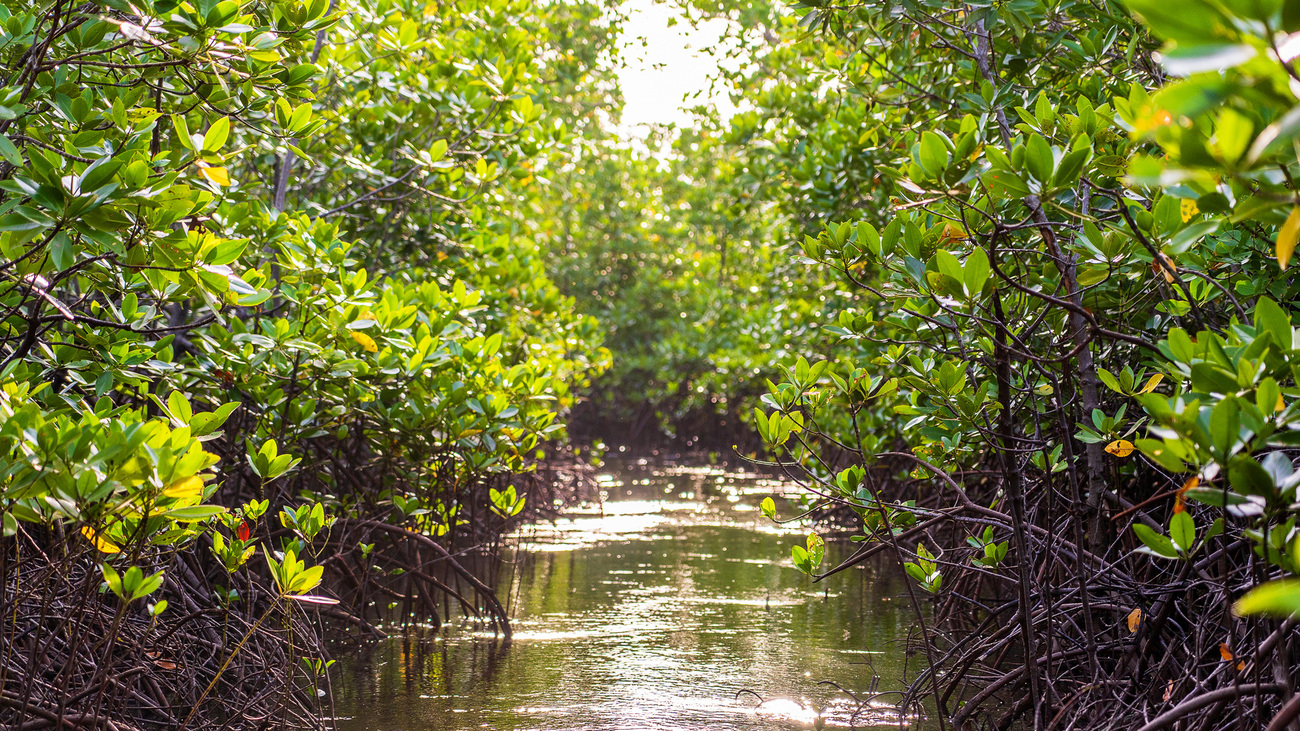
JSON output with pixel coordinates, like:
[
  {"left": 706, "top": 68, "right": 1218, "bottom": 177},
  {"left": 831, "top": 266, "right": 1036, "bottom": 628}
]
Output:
[{"left": 0, "top": 0, "right": 612, "bottom": 726}]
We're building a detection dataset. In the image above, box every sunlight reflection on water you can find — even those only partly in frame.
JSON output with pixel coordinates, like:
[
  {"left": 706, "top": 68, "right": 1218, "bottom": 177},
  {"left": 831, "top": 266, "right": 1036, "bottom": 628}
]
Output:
[{"left": 334, "top": 460, "right": 928, "bottom": 730}]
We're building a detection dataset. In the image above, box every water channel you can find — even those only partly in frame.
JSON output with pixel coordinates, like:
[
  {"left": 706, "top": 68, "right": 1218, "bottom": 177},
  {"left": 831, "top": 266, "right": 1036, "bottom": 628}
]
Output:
[{"left": 335, "top": 461, "right": 927, "bottom": 730}]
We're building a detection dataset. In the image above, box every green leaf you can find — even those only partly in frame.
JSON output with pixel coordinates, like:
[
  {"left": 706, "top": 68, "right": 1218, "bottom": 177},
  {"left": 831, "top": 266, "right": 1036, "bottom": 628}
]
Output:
[
  {"left": 1122, "top": 0, "right": 1233, "bottom": 44},
  {"left": 1190, "top": 363, "right": 1239, "bottom": 394},
  {"left": 162, "top": 506, "right": 226, "bottom": 521},
  {"left": 1053, "top": 145, "right": 1091, "bottom": 187},
  {"left": 1234, "top": 579, "right": 1300, "bottom": 618},
  {"left": 1228, "top": 454, "right": 1275, "bottom": 497},
  {"left": 132, "top": 569, "right": 165, "bottom": 600},
  {"left": 1184, "top": 487, "right": 1253, "bottom": 508},
  {"left": 0, "top": 134, "right": 22, "bottom": 167},
  {"left": 288, "top": 564, "right": 324, "bottom": 594},
  {"left": 205, "top": 237, "right": 250, "bottom": 266},
  {"left": 1097, "top": 368, "right": 1123, "bottom": 394},
  {"left": 100, "top": 564, "right": 124, "bottom": 599},
  {"left": 791, "top": 544, "right": 811, "bottom": 573},
  {"left": 0, "top": 212, "right": 49, "bottom": 232},
  {"left": 934, "top": 249, "right": 963, "bottom": 281},
  {"left": 203, "top": 117, "right": 230, "bottom": 152},
  {"left": 981, "top": 168, "right": 1031, "bottom": 199},
  {"left": 1210, "top": 397, "right": 1241, "bottom": 462},
  {"left": 1132, "top": 523, "right": 1179, "bottom": 559},
  {"left": 1160, "top": 44, "right": 1256, "bottom": 78},
  {"left": 917, "top": 132, "right": 949, "bottom": 178},
  {"left": 189, "top": 402, "right": 240, "bottom": 437},
  {"left": 1025, "top": 134, "right": 1054, "bottom": 184},
  {"left": 963, "top": 248, "right": 990, "bottom": 297},
  {"left": 1169, "top": 511, "right": 1195, "bottom": 552},
  {"left": 172, "top": 115, "right": 194, "bottom": 151},
  {"left": 806, "top": 532, "right": 824, "bottom": 569},
  {"left": 1167, "top": 219, "right": 1221, "bottom": 254},
  {"left": 237, "top": 290, "right": 272, "bottom": 307},
  {"left": 1135, "top": 438, "right": 1187, "bottom": 472},
  {"left": 1166, "top": 327, "right": 1196, "bottom": 363},
  {"left": 1211, "top": 107, "right": 1255, "bottom": 163},
  {"left": 1248, "top": 105, "right": 1300, "bottom": 164},
  {"left": 760, "top": 497, "right": 776, "bottom": 520},
  {"left": 1254, "top": 297, "right": 1292, "bottom": 351},
  {"left": 167, "top": 391, "right": 193, "bottom": 423},
  {"left": 49, "top": 232, "right": 73, "bottom": 270}
]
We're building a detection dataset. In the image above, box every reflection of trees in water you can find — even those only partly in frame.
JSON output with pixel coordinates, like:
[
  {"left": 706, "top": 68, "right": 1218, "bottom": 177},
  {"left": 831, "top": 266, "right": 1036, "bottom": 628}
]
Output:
[{"left": 332, "top": 463, "right": 919, "bottom": 730}]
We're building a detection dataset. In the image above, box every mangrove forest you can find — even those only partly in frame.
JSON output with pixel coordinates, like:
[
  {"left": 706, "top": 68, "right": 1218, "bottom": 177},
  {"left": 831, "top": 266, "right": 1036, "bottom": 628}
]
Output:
[{"left": 5, "top": 0, "right": 1300, "bottom": 729}]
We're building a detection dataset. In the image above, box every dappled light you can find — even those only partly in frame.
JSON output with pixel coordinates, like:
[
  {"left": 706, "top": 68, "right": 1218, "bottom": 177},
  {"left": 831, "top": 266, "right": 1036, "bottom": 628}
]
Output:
[
  {"left": 334, "top": 463, "right": 916, "bottom": 731},
  {"left": 5, "top": 0, "right": 1300, "bottom": 729}
]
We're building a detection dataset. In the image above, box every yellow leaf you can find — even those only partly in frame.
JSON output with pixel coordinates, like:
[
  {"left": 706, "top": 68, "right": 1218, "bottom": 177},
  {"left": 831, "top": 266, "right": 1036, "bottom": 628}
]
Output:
[
  {"left": 1180, "top": 198, "right": 1199, "bottom": 223},
  {"left": 199, "top": 166, "right": 231, "bottom": 187},
  {"left": 163, "top": 474, "right": 204, "bottom": 499},
  {"left": 1152, "top": 253, "right": 1177, "bottom": 283},
  {"left": 1034, "top": 383, "right": 1053, "bottom": 396},
  {"left": 350, "top": 331, "right": 378, "bottom": 353},
  {"left": 1105, "top": 439, "right": 1135, "bottom": 457},
  {"left": 939, "top": 223, "right": 966, "bottom": 243},
  {"left": 1174, "top": 475, "right": 1199, "bottom": 514},
  {"left": 81, "top": 526, "right": 121, "bottom": 554},
  {"left": 1138, "top": 373, "right": 1164, "bottom": 394},
  {"left": 1127, "top": 607, "right": 1142, "bottom": 633},
  {"left": 1277, "top": 206, "right": 1300, "bottom": 270},
  {"left": 1279, "top": 393, "right": 1287, "bottom": 412}
]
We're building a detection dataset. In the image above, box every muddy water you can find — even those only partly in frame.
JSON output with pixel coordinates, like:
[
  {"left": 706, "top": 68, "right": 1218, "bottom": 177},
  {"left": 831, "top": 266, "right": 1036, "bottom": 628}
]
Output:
[{"left": 334, "top": 462, "right": 928, "bottom": 730}]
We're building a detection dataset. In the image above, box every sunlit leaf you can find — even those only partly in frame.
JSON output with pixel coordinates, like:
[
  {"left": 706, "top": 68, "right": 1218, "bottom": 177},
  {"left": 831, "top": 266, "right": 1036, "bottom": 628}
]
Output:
[
  {"left": 1138, "top": 373, "right": 1164, "bottom": 394},
  {"left": 1277, "top": 206, "right": 1300, "bottom": 270},
  {"left": 1105, "top": 440, "right": 1135, "bottom": 457},
  {"left": 199, "top": 166, "right": 231, "bottom": 187},
  {"left": 286, "top": 594, "right": 339, "bottom": 605},
  {"left": 82, "top": 526, "right": 121, "bottom": 554},
  {"left": 163, "top": 475, "right": 204, "bottom": 499},
  {"left": 806, "top": 532, "right": 824, "bottom": 569},
  {"left": 351, "top": 331, "right": 379, "bottom": 353},
  {"left": 1234, "top": 579, "right": 1300, "bottom": 618}
]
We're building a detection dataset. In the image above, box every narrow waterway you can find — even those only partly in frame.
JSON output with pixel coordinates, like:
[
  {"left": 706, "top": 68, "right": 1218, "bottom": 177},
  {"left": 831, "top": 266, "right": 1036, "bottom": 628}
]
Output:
[{"left": 335, "top": 461, "right": 927, "bottom": 730}]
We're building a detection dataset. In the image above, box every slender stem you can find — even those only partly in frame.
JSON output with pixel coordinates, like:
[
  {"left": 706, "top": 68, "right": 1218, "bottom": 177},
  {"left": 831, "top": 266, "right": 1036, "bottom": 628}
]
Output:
[{"left": 179, "top": 597, "right": 283, "bottom": 731}]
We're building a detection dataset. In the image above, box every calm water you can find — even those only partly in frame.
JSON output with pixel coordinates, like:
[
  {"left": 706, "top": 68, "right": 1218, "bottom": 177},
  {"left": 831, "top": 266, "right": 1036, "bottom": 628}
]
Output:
[{"left": 334, "top": 462, "right": 928, "bottom": 730}]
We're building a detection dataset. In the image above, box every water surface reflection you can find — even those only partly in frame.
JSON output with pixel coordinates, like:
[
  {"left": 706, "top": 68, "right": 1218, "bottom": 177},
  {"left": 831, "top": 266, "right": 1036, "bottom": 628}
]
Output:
[{"left": 335, "top": 462, "right": 926, "bottom": 730}]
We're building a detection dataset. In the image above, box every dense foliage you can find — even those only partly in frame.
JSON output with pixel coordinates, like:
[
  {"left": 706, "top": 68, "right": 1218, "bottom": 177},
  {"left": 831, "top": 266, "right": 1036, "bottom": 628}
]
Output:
[
  {"left": 538, "top": 130, "right": 838, "bottom": 447},
  {"left": 0, "top": 0, "right": 613, "bottom": 727},
  {"left": 15, "top": 0, "right": 1300, "bottom": 728},
  {"left": 542, "top": 0, "right": 1300, "bottom": 729},
  {"left": 711, "top": 0, "right": 1300, "bottom": 729}
]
